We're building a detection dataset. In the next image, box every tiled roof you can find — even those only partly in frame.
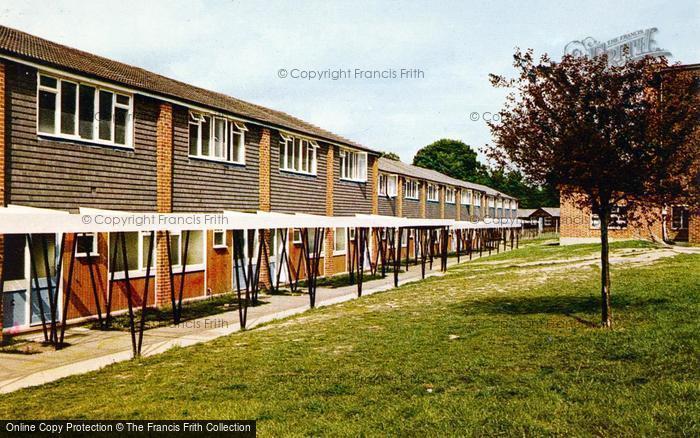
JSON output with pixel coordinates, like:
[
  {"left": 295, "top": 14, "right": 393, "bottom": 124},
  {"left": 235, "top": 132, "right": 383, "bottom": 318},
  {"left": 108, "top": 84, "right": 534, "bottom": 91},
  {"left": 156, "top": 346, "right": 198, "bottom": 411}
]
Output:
[
  {"left": 541, "top": 207, "right": 560, "bottom": 217},
  {"left": 378, "top": 157, "right": 517, "bottom": 200},
  {"left": 0, "top": 25, "right": 377, "bottom": 153}
]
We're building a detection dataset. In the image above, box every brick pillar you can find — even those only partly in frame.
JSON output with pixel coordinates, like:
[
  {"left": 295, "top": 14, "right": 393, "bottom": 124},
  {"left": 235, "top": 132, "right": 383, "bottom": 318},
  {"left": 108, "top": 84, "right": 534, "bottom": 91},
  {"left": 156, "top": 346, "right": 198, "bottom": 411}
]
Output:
[
  {"left": 439, "top": 186, "right": 445, "bottom": 219},
  {"left": 690, "top": 210, "right": 700, "bottom": 245},
  {"left": 0, "top": 61, "right": 6, "bottom": 338},
  {"left": 155, "top": 102, "right": 173, "bottom": 307},
  {"left": 258, "top": 128, "right": 272, "bottom": 288},
  {"left": 420, "top": 182, "right": 426, "bottom": 218},
  {"left": 456, "top": 189, "right": 461, "bottom": 220},
  {"left": 397, "top": 176, "right": 404, "bottom": 217},
  {"left": 324, "top": 146, "right": 335, "bottom": 276},
  {"left": 370, "top": 156, "right": 379, "bottom": 215}
]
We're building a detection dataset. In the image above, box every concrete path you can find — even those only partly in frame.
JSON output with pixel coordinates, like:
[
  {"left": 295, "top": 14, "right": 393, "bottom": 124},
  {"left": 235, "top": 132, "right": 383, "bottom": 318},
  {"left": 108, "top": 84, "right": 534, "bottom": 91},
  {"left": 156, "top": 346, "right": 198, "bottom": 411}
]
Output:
[{"left": 0, "top": 251, "right": 491, "bottom": 393}]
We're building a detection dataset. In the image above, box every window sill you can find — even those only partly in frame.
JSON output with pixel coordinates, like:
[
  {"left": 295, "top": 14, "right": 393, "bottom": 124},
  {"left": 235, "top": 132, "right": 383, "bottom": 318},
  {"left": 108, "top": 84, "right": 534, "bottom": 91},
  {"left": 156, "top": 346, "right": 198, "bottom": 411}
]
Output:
[
  {"left": 38, "top": 133, "right": 134, "bottom": 151},
  {"left": 340, "top": 178, "right": 367, "bottom": 183},
  {"left": 405, "top": 197, "right": 419, "bottom": 201},
  {"left": 427, "top": 200, "right": 439, "bottom": 203},
  {"left": 212, "top": 244, "right": 228, "bottom": 249},
  {"left": 333, "top": 250, "right": 347, "bottom": 256},
  {"left": 75, "top": 253, "right": 100, "bottom": 258},
  {"left": 280, "top": 168, "right": 317, "bottom": 177},
  {"left": 188, "top": 155, "right": 246, "bottom": 167}
]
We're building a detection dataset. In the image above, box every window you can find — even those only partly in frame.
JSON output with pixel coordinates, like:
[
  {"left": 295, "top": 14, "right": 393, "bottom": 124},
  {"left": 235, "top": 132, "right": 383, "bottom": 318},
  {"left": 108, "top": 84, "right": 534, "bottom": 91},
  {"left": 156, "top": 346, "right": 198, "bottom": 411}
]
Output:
[
  {"left": 334, "top": 228, "right": 347, "bottom": 254},
  {"left": 38, "top": 73, "right": 133, "bottom": 147},
  {"left": 75, "top": 233, "right": 98, "bottom": 257},
  {"left": 591, "top": 206, "right": 628, "bottom": 229},
  {"left": 427, "top": 184, "right": 439, "bottom": 202},
  {"left": 474, "top": 193, "right": 482, "bottom": 207},
  {"left": 496, "top": 198, "right": 503, "bottom": 209},
  {"left": 461, "top": 190, "right": 472, "bottom": 205},
  {"left": 109, "top": 231, "right": 203, "bottom": 275},
  {"left": 672, "top": 207, "right": 689, "bottom": 230},
  {"left": 349, "top": 228, "right": 356, "bottom": 240},
  {"left": 213, "top": 230, "right": 227, "bottom": 248},
  {"left": 189, "top": 112, "right": 246, "bottom": 163},
  {"left": 404, "top": 179, "right": 419, "bottom": 200},
  {"left": 378, "top": 173, "right": 397, "bottom": 197},
  {"left": 279, "top": 133, "right": 318, "bottom": 175},
  {"left": 340, "top": 149, "right": 368, "bottom": 181},
  {"left": 293, "top": 229, "right": 302, "bottom": 244},
  {"left": 445, "top": 187, "right": 456, "bottom": 204}
]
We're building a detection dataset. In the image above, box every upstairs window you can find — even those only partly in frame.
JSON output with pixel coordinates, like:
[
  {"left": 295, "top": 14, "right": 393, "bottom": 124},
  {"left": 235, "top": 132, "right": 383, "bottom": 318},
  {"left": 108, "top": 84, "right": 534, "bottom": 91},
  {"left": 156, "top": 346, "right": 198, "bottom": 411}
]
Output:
[
  {"left": 461, "top": 190, "right": 472, "bottom": 205},
  {"left": 279, "top": 133, "right": 317, "bottom": 175},
  {"left": 445, "top": 187, "right": 456, "bottom": 204},
  {"left": 404, "top": 179, "right": 419, "bottom": 199},
  {"left": 38, "top": 73, "right": 133, "bottom": 147},
  {"left": 340, "top": 149, "right": 367, "bottom": 182},
  {"left": 474, "top": 193, "right": 482, "bottom": 207},
  {"left": 189, "top": 112, "right": 246, "bottom": 163},
  {"left": 427, "top": 184, "right": 439, "bottom": 202},
  {"left": 378, "top": 173, "right": 397, "bottom": 197}
]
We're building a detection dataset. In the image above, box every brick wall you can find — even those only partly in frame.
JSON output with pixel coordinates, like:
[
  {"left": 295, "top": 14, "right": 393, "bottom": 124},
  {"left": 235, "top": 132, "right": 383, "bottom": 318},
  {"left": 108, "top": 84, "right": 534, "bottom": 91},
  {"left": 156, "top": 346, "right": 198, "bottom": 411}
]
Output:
[
  {"left": 439, "top": 186, "right": 445, "bottom": 219},
  {"left": 690, "top": 210, "right": 700, "bottom": 244},
  {"left": 324, "top": 146, "right": 335, "bottom": 275},
  {"left": 0, "top": 61, "right": 5, "bottom": 337},
  {"left": 420, "top": 182, "right": 426, "bottom": 218},
  {"left": 371, "top": 157, "right": 379, "bottom": 215},
  {"left": 397, "top": 176, "right": 403, "bottom": 217},
  {"left": 258, "top": 129, "right": 272, "bottom": 288},
  {"left": 560, "top": 192, "right": 664, "bottom": 244},
  {"left": 155, "top": 103, "right": 173, "bottom": 306}
]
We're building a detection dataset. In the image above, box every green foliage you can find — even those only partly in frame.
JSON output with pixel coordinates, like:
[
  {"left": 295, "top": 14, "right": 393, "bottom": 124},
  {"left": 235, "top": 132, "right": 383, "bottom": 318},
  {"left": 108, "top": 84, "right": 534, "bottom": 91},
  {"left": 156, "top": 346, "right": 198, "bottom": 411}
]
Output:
[
  {"left": 413, "top": 139, "right": 559, "bottom": 208},
  {"left": 380, "top": 151, "right": 401, "bottom": 161},
  {"left": 413, "top": 139, "right": 488, "bottom": 183}
]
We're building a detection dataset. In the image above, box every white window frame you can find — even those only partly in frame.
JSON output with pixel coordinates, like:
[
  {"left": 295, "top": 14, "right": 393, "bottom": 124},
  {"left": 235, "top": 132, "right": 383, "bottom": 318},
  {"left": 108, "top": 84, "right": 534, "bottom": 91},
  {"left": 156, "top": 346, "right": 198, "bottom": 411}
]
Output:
[
  {"left": 333, "top": 227, "right": 347, "bottom": 255},
  {"left": 461, "top": 190, "right": 472, "bottom": 205},
  {"left": 474, "top": 193, "right": 482, "bottom": 207},
  {"left": 404, "top": 179, "right": 419, "bottom": 200},
  {"left": 339, "top": 148, "right": 368, "bottom": 182},
  {"left": 212, "top": 229, "right": 227, "bottom": 249},
  {"left": 671, "top": 206, "right": 689, "bottom": 230},
  {"left": 37, "top": 72, "right": 134, "bottom": 149},
  {"left": 378, "top": 173, "right": 397, "bottom": 197},
  {"left": 75, "top": 233, "right": 98, "bottom": 258},
  {"left": 445, "top": 187, "right": 456, "bottom": 204},
  {"left": 427, "top": 184, "right": 439, "bottom": 202},
  {"left": 591, "top": 206, "right": 628, "bottom": 230},
  {"left": 189, "top": 111, "right": 247, "bottom": 164},
  {"left": 279, "top": 133, "right": 318, "bottom": 175}
]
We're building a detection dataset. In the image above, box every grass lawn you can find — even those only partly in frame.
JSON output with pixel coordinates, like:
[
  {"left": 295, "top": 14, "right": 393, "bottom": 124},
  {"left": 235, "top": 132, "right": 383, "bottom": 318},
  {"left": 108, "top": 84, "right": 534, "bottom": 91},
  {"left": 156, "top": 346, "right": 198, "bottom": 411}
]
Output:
[{"left": 1, "top": 241, "right": 698, "bottom": 436}]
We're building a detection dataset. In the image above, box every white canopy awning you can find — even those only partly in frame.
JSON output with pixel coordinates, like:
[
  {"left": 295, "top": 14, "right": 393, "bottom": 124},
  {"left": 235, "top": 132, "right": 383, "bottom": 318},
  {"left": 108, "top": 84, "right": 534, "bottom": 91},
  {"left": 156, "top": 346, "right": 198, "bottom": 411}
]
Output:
[{"left": 0, "top": 206, "right": 521, "bottom": 235}]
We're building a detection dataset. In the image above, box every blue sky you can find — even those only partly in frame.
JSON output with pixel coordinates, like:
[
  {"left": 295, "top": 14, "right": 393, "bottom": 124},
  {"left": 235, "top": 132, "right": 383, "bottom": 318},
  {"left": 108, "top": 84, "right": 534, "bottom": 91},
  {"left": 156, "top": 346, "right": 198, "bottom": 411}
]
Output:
[{"left": 1, "top": 0, "right": 698, "bottom": 163}]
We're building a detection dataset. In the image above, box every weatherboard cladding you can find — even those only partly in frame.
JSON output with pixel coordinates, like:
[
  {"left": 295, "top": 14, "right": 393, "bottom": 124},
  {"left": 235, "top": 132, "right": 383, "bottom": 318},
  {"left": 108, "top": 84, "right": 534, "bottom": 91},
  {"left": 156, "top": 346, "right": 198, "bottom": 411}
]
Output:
[
  {"left": 378, "top": 196, "right": 398, "bottom": 216},
  {"left": 172, "top": 105, "right": 259, "bottom": 212},
  {"left": 403, "top": 198, "right": 421, "bottom": 218},
  {"left": 334, "top": 151, "right": 374, "bottom": 216},
  {"left": 269, "top": 131, "right": 328, "bottom": 215},
  {"left": 426, "top": 200, "right": 440, "bottom": 219},
  {"left": 6, "top": 61, "right": 157, "bottom": 212},
  {"left": 444, "top": 203, "right": 456, "bottom": 220}
]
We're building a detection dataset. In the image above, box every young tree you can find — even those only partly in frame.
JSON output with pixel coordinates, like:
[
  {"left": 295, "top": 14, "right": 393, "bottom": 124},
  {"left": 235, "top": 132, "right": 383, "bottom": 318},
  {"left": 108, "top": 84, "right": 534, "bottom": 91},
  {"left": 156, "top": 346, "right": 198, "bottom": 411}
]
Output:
[{"left": 488, "top": 50, "right": 699, "bottom": 327}]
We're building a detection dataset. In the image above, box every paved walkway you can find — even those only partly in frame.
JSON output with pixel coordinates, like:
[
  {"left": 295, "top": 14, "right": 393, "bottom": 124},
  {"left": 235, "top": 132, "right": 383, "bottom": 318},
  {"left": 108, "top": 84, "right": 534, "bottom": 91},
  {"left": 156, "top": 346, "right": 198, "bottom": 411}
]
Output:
[{"left": 0, "top": 251, "right": 492, "bottom": 393}]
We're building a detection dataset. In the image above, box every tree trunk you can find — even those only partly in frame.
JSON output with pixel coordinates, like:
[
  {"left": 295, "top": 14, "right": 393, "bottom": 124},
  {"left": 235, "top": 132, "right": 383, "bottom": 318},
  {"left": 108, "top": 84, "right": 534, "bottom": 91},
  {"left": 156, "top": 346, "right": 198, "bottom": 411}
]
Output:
[{"left": 599, "top": 206, "right": 612, "bottom": 328}]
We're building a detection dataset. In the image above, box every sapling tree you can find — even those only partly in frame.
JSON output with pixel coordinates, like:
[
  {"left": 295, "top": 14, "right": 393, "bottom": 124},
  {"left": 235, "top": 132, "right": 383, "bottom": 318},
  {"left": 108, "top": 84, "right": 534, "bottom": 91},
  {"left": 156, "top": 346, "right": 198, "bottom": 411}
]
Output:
[{"left": 488, "top": 50, "right": 699, "bottom": 327}]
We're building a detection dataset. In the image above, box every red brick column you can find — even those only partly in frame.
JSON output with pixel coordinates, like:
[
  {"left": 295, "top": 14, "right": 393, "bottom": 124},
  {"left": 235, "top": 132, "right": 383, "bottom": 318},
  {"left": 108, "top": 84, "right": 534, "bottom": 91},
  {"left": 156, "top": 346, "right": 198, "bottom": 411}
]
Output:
[
  {"left": 324, "top": 146, "right": 335, "bottom": 276},
  {"left": 258, "top": 129, "right": 272, "bottom": 288},
  {"left": 690, "top": 210, "right": 700, "bottom": 245},
  {"left": 155, "top": 102, "right": 173, "bottom": 307},
  {"left": 0, "top": 61, "right": 5, "bottom": 338},
  {"left": 397, "top": 176, "right": 404, "bottom": 217},
  {"left": 370, "top": 156, "right": 379, "bottom": 215},
  {"left": 456, "top": 189, "right": 461, "bottom": 220},
  {"left": 420, "top": 182, "right": 426, "bottom": 218},
  {"left": 439, "top": 186, "right": 445, "bottom": 219}
]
